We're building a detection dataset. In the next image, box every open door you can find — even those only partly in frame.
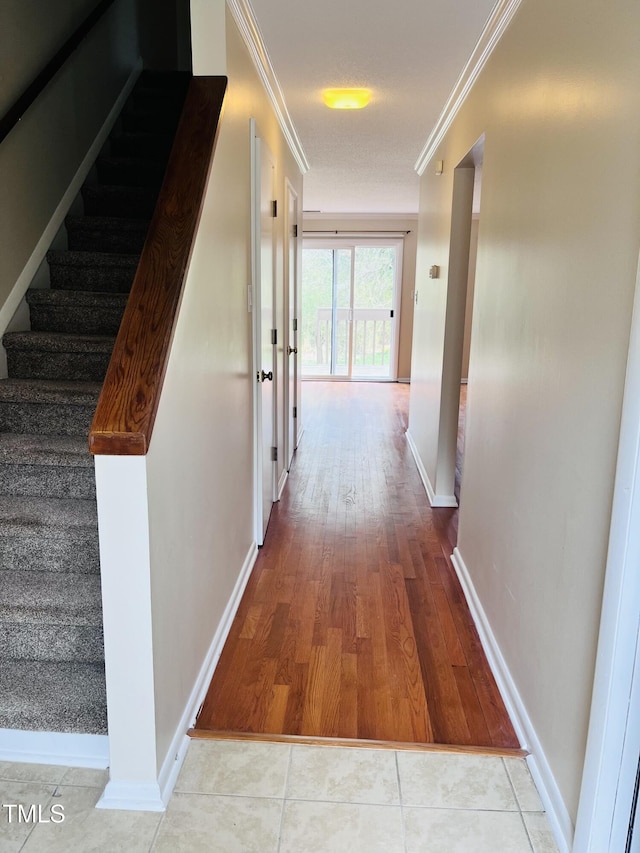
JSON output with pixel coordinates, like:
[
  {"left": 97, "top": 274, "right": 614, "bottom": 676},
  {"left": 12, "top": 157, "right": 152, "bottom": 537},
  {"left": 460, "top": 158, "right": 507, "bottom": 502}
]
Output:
[{"left": 251, "top": 121, "right": 277, "bottom": 545}]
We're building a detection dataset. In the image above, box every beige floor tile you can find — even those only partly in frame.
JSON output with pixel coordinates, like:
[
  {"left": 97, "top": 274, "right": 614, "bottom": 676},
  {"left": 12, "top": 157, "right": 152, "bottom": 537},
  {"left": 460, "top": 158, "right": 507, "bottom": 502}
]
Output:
[
  {"left": 60, "top": 767, "right": 110, "bottom": 789},
  {"left": 22, "top": 785, "right": 162, "bottom": 853},
  {"left": 287, "top": 746, "right": 399, "bottom": 804},
  {"left": 0, "top": 763, "right": 67, "bottom": 784},
  {"left": 397, "top": 752, "right": 518, "bottom": 810},
  {"left": 504, "top": 758, "right": 544, "bottom": 811},
  {"left": 279, "top": 800, "right": 404, "bottom": 853},
  {"left": 0, "top": 780, "right": 57, "bottom": 853},
  {"left": 175, "top": 740, "right": 290, "bottom": 798},
  {"left": 404, "top": 807, "right": 532, "bottom": 853},
  {"left": 152, "top": 792, "right": 282, "bottom": 853},
  {"left": 523, "top": 812, "right": 560, "bottom": 852}
]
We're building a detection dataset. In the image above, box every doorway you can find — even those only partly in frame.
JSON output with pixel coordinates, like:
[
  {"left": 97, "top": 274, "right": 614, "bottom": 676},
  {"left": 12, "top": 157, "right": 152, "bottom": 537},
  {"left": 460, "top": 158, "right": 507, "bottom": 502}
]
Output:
[{"left": 301, "top": 239, "right": 402, "bottom": 380}]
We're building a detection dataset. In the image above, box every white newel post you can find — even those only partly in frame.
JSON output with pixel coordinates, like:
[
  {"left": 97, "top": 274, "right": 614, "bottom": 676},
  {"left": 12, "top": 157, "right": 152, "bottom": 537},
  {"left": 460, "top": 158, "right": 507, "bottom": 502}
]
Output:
[{"left": 93, "top": 455, "right": 163, "bottom": 811}]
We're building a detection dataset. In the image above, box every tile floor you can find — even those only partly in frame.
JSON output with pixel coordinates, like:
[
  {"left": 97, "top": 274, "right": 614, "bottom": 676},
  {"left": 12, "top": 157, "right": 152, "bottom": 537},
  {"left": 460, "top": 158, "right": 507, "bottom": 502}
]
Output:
[{"left": 0, "top": 740, "right": 560, "bottom": 852}]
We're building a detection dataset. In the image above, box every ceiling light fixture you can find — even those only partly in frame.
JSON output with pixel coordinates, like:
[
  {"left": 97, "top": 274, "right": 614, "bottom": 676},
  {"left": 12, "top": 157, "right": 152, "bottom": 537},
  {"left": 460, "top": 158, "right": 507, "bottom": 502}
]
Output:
[{"left": 322, "top": 88, "right": 371, "bottom": 110}]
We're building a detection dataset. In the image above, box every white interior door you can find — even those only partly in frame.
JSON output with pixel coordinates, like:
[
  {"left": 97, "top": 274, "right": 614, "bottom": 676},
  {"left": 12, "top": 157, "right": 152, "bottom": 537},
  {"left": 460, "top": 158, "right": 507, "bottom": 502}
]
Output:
[
  {"left": 285, "top": 182, "right": 299, "bottom": 469},
  {"left": 252, "top": 124, "right": 276, "bottom": 545}
]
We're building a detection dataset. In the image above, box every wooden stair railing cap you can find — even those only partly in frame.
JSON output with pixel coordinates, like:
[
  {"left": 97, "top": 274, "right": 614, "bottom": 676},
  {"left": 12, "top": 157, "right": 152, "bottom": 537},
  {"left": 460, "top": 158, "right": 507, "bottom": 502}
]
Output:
[{"left": 89, "top": 76, "right": 227, "bottom": 456}]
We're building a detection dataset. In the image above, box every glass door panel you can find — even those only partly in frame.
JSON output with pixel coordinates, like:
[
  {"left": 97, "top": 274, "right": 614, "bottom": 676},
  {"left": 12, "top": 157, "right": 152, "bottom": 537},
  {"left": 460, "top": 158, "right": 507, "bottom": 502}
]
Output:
[
  {"left": 333, "top": 248, "right": 353, "bottom": 376},
  {"left": 352, "top": 246, "right": 396, "bottom": 379},
  {"left": 301, "top": 248, "right": 333, "bottom": 376}
]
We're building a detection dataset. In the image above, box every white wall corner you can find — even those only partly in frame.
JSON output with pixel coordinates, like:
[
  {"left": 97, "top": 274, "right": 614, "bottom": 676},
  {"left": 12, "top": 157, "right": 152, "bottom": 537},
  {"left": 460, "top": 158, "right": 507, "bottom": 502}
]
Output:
[
  {"left": 154, "top": 541, "right": 259, "bottom": 805},
  {"left": 451, "top": 547, "right": 573, "bottom": 853},
  {"left": 226, "top": 0, "right": 309, "bottom": 174},
  {"left": 414, "top": 0, "right": 524, "bottom": 175},
  {"left": 0, "top": 61, "right": 142, "bottom": 345},
  {"left": 406, "top": 429, "right": 458, "bottom": 508}
]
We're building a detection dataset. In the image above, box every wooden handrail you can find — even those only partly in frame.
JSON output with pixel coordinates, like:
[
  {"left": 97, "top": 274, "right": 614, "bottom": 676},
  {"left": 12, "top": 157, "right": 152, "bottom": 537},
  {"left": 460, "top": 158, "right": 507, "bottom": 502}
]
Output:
[
  {"left": 0, "top": 0, "right": 117, "bottom": 146},
  {"left": 89, "top": 76, "right": 227, "bottom": 456}
]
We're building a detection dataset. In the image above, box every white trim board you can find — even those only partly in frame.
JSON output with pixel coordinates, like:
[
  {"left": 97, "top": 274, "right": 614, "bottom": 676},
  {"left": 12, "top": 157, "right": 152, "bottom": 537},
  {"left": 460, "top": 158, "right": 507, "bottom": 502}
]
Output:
[
  {"left": 406, "top": 429, "right": 458, "bottom": 507},
  {"left": 226, "top": 0, "right": 309, "bottom": 174},
  {"left": 451, "top": 547, "right": 573, "bottom": 853},
  {"left": 97, "top": 541, "right": 259, "bottom": 811},
  {"left": 0, "top": 61, "right": 142, "bottom": 344},
  {"left": 414, "top": 0, "right": 524, "bottom": 175},
  {"left": 0, "top": 730, "right": 109, "bottom": 769}
]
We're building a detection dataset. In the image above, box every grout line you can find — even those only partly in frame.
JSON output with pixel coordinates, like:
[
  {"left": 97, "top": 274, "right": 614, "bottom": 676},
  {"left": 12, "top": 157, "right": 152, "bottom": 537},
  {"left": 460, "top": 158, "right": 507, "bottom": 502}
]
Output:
[
  {"left": 148, "top": 808, "right": 165, "bottom": 853},
  {"left": 518, "top": 810, "right": 536, "bottom": 853},
  {"left": 276, "top": 745, "right": 293, "bottom": 853},
  {"left": 396, "top": 751, "right": 409, "bottom": 853}
]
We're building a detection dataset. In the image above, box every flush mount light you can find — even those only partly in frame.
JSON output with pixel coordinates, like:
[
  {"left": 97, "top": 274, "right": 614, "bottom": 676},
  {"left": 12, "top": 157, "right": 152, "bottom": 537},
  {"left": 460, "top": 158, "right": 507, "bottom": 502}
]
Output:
[{"left": 322, "top": 88, "right": 371, "bottom": 110}]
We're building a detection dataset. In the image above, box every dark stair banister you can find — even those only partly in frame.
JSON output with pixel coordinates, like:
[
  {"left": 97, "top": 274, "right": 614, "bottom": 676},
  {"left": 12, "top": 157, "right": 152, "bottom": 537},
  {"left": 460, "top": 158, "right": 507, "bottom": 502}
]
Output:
[
  {"left": 89, "top": 76, "right": 228, "bottom": 455},
  {"left": 0, "top": 0, "right": 117, "bottom": 146}
]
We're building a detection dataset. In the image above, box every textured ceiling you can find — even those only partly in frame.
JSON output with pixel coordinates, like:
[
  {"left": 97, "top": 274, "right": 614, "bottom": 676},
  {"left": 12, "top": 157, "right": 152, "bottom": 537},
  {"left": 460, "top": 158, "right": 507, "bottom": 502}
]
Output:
[{"left": 248, "top": 0, "right": 498, "bottom": 214}]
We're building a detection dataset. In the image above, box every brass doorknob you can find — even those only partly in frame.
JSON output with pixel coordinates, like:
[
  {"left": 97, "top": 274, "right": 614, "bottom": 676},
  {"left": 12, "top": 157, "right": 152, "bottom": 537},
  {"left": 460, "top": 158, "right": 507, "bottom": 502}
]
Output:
[
  {"left": 287, "top": 346, "right": 298, "bottom": 355},
  {"left": 258, "top": 369, "right": 273, "bottom": 382}
]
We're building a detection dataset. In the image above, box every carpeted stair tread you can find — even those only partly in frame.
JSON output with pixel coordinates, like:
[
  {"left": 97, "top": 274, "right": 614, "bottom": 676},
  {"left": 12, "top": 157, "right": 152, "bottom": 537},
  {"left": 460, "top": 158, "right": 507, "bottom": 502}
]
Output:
[
  {"left": 26, "top": 289, "right": 129, "bottom": 335},
  {"left": 47, "top": 250, "right": 138, "bottom": 293},
  {"left": 0, "top": 379, "right": 101, "bottom": 406},
  {"left": 0, "top": 660, "right": 107, "bottom": 733},
  {"left": 66, "top": 215, "right": 149, "bottom": 254},
  {"left": 81, "top": 184, "right": 158, "bottom": 219},
  {"left": 0, "top": 622, "right": 103, "bottom": 664},
  {"left": 0, "top": 570, "right": 101, "bottom": 625},
  {"left": 0, "top": 495, "right": 97, "bottom": 538},
  {"left": 4, "top": 331, "right": 115, "bottom": 354},
  {"left": 0, "top": 433, "right": 91, "bottom": 467},
  {"left": 96, "top": 155, "right": 166, "bottom": 188}
]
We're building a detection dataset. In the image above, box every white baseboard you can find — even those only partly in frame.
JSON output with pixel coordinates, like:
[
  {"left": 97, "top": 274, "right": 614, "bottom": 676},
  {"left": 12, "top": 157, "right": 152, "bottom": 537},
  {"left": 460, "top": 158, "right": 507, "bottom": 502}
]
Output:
[
  {"left": 0, "top": 730, "right": 109, "bottom": 768},
  {"left": 405, "top": 429, "right": 458, "bottom": 508},
  {"left": 295, "top": 425, "right": 305, "bottom": 450},
  {"left": 156, "top": 541, "right": 259, "bottom": 806},
  {"left": 0, "top": 60, "right": 142, "bottom": 345},
  {"left": 277, "top": 469, "right": 288, "bottom": 500},
  {"left": 451, "top": 547, "right": 573, "bottom": 853},
  {"left": 96, "top": 780, "right": 164, "bottom": 812},
  {"left": 397, "top": 377, "right": 411, "bottom": 384}
]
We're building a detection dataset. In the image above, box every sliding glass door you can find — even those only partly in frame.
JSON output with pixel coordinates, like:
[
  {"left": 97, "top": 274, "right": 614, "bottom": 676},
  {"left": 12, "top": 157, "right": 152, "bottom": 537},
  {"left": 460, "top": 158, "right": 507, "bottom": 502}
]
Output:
[{"left": 301, "top": 239, "right": 402, "bottom": 380}]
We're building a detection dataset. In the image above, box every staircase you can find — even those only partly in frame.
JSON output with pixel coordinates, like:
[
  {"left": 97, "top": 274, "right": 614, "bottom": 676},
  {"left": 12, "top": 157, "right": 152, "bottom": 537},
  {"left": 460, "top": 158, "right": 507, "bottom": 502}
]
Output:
[{"left": 0, "top": 70, "right": 189, "bottom": 735}]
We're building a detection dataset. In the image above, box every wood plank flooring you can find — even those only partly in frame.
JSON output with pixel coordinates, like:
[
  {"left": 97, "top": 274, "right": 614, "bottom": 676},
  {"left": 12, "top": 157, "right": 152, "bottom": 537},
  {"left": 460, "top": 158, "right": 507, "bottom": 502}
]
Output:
[{"left": 195, "top": 381, "right": 519, "bottom": 749}]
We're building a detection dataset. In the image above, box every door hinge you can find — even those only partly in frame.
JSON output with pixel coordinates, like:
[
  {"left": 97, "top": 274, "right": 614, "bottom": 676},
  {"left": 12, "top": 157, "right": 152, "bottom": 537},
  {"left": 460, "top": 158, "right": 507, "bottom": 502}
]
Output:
[
  {"left": 271, "top": 329, "right": 277, "bottom": 346},
  {"left": 293, "top": 406, "right": 297, "bottom": 418},
  {"left": 271, "top": 446, "right": 278, "bottom": 462},
  {"left": 272, "top": 199, "right": 278, "bottom": 218},
  {"left": 390, "top": 309, "right": 394, "bottom": 318},
  {"left": 293, "top": 223, "right": 298, "bottom": 238},
  {"left": 293, "top": 318, "right": 298, "bottom": 332}
]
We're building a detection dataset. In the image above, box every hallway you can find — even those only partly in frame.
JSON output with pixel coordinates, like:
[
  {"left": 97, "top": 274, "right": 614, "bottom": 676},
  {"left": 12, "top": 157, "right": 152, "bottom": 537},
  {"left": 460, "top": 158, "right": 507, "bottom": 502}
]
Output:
[{"left": 195, "top": 382, "right": 518, "bottom": 749}]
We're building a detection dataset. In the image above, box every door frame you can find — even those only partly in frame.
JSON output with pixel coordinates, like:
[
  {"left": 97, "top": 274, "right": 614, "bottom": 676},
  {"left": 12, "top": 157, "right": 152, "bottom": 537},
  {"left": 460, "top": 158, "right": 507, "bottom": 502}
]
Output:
[
  {"left": 574, "top": 251, "right": 640, "bottom": 851},
  {"left": 301, "top": 237, "right": 403, "bottom": 381},
  {"left": 250, "top": 119, "right": 276, "bottom": 546}
]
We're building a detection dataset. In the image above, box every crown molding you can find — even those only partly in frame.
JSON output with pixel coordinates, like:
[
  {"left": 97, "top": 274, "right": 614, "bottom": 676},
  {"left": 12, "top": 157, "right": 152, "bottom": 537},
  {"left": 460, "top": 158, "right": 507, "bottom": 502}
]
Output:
[
  {"left": 414, "top": 0, "right": 524, "bottom": 176},
  {"left": 226, "top": 0, "right": 310, "bottom": 174}
]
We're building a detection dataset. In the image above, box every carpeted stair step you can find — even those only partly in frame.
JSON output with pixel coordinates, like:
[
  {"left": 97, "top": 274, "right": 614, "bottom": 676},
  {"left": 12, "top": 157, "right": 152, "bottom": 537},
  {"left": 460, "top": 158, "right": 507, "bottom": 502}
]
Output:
[
  {"left": 66, "top": 215, "right": 149, "bottom": 254},
  {"left": 81, "top": 184, "right": 158, "bottom": 219},
  {"left": 122, "top": 107, "right": 182, "bottom": 135},
  {"left": 3, "top": 331, "right": 115, "bottom": 382},
  {"left": 0, "top": 660, "right": 106, "bottom": 733},
  {"left": 0, "top": 495, "right": 99, "bottom": 574},
  {"left": 0, "top": 379, "right": 101, "bottom": 436},
  {"left": 96, "top": 155, "right": 166, "bottom": 188},
  {"left": 0, "top": 570, "right": 103, "bottom": 662},
  {"left": 26, "top": 289, "right": 128, "bottom": 336},
  {"left": 0, "top": 433, "right": 94, "bottom": 499},
  {"left": 47, "top": 250, "right": 138, "bottom": 293},
  {"left": 110, "top": 130, "right": 174, "bottom": 161}
]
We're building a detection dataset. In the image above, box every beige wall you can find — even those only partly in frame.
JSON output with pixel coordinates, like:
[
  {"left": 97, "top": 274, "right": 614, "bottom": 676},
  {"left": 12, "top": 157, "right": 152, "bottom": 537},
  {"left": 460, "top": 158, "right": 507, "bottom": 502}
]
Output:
[
  {"left": 409, "top": 0, "right": 640, "bottom": 824},
  {"left": 303, "top": 216, "right": 417, "bottom": 380},
  {"left": 0, "top": 0, "right": 139, "bottom": 322},
  {"left": 146, "top": 5, "right": 303, "bottom": 765},
  {"left": 460, "top": 216, "right": 478, "bottom": 381}
]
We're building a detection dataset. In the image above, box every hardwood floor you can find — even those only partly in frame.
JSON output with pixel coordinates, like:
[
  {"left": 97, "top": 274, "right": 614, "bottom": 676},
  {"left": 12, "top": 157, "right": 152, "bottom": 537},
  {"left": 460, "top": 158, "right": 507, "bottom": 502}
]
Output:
[{"left": 195, "top": 381, "right": 519, "bottom": 750}]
